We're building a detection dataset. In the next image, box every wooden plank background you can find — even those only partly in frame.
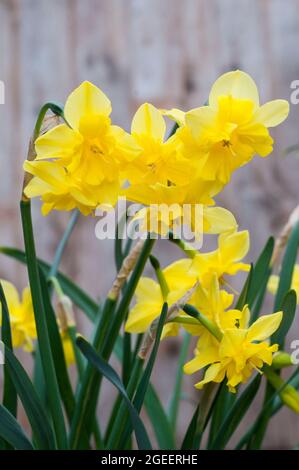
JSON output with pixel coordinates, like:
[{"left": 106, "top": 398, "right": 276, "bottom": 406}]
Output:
[{"left": 0, "top": 0, "right": 299, "bottom": 448}]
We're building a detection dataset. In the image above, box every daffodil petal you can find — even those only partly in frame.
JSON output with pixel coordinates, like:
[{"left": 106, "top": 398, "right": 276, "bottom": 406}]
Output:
[
  {"left": 64, "top": 81, "right": 112, "bottom": 130},
  {"left": 247, "top": 311, "right": 283, "bottom": 342},
  {"left": 209, "top": 70, "right": 259, "bottom": 109},
  {"left": 254, "top": 100, "right": 289, "bottom": 127},
  {"left": 203, "top": 206, "right": 237, "bottom": 234},
  {"left": 131, "top": 103, "right": 166, "bottom": 141}
]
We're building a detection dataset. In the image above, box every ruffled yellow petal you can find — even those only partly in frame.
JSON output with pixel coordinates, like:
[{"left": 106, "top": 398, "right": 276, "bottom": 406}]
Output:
[
  {"left": 194, "top": 363, "right": 223, "bottom": 389},
  {"left": 35, "top": 124, "right": 82, "bottom": 160},
  {"left": 184, "top": 346, "right": 219, "bottom": 374}
]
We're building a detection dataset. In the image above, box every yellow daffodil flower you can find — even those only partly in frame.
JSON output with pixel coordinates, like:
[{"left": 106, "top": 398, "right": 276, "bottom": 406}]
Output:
[
  {"left": 173, "top": 70, "right": 289, "bottom": 183},
  {"left": 184, "top": 306, "right": 282, "bottom": 392},
  {"left": 189, "top": 230, "right": 250, "bottom": 288},
  {"left": 268, "top": 265, "right": 299, "bottom": 303},
  {"left": 124, "top": 103, "right": 191, "bottom": 186},
  {"left": 125, "top": 259, "right": 196, "bottom": 337},
  {"left": 24, "top": 81, "right": 138, "bottom": 214},
  {"left": 0, "top": 281, "right": 36, "bottom": 352},
  {"left": 124, "top": 178, "right": 236, "bottom": 238},
  {"left": 24, "top": 160, "right": 120, "bottom": 215}
]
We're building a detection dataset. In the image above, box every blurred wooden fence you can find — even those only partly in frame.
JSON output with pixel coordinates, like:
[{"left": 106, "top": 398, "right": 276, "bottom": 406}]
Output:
[{"left": 0, "top": 0, "right": 299, "bottom": 448}]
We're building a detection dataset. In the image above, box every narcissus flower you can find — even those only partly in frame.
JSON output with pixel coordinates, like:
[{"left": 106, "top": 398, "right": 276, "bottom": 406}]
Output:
[
  {"left": 125, "top": 259, "right": 196, "bottom": 337},
  {"left": 124, "top": 178, "right": 236, "bottom": 238},
  {"left": 189, "top": 230, "right": 250, "bottom": 288},
  {"left": 124, "top": 103, "right": 191, "bottom": 186},
  {"left": 172, "top": 70, "right": 289, "bottom": 183},
  {"left": 184, "top": 307, "right": 282, "bottom": 392},
  {"left": 0, "top": 281, "right": 36, "bottom": 351},
  {"left": 268, "top": 265, "right": 299, "bottom": 303},
  {"left": 24, "top": 81, "right": 138, "bottom": 214},
  {"left": 24, "top": 160, "right": 120, "bottom": 215}
]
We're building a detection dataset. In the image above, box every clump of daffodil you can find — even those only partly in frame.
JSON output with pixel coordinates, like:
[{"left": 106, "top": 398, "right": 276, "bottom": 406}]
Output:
[
  {"left": 268, "top": 264, "right": 299, "bottom": 303},
  {"left": 0, "top": 281, "right": 36, "bottom": 351},
  {"left": 184, "top": 305, "right": 283, "bottom": 392},
  {"left": 169, "top": 70, "right": 289, "bottom": 183},
  {"left": 24, "top": 81, "right": 138, "bottom": 215},
  {"left": 189, "top": 229, "right": 250, "bottom": 288}
]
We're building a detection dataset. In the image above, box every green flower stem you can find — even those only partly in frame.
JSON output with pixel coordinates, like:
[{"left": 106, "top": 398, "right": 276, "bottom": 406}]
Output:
[
  {"left": 33, "top": 102, "right": 64, "bottom": 141},
  {"left": 20, "top": 201, "right": 67, "bottom": 449},
  {"left": 48, "top": 209, "right": 80, "bottom": 279},
  {"left": 70, "top": 236, "right": 155, "bottom": 449},
  {"left": 149, "top": 254, "right": 169, "bottom": 300},
  {"left": 168, "top": 231, "right": 197, "bottom": 259},
  {"left": 183, "top": 304, "right": 223, "bottom": 341},
  {"left": 168, "top": 331, "right": 191, "bottom": 430}
]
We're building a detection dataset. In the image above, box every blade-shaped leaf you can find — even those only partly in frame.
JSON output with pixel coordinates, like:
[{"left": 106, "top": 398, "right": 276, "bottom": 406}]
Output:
[
  {"left": 272, "top": 289, "right": 297, "bottom": 349},
  {"left": 274, "top": 221, "right": 299, "bottom": 310},
  {"left": 248, "top": 237, "right": 274, "bottom": 308},
  {"left": 0, "top": 404, "right": 34, "bottom": 450},
  {"left": 39, "top": 268, "right": 75, "bottom": 421},
  {"left": 181, "top": 405, "right": 200, "bottom": 450},
  {"left": 20, "top": 201, "right": 67, "bottom": 449},
  {"left": 114, "top": 335, "right": 174, "bottom": 449},
  {"left": 5, "top": 347, "right": 56, "bottom": 449},
  {"left": 77, "top": 336, "right": 152, "bottom": 450},
  {"left": 0, "top": 247, "right": 98, "bottom": 321},
  {"left": 119, "top": 303, "right": 168, "bottom": 448},
  {"left": 210, "top": 374, "right": 261, "bottom": 449}
]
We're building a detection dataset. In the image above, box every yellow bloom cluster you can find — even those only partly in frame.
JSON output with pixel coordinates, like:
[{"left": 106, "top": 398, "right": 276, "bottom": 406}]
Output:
[
  {"left": 0, "top": 280, "right": 74, "bottom": 365},
  {"left": 126, "top": 229, "right": 283, "bottom": 392},
  {"left": 23, "top": 70, "right": 289, "bottom": 237}
]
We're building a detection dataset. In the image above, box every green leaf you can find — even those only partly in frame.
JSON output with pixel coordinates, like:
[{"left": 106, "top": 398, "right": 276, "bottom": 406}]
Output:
[
  {"left": 181, "top": 405, "right": 200, "bottom": 450},
  {"left": 113, "top": 335, "right": 175, "bottom": 449},
  {"left": 0, "top": 246, "right": 98, "bottom": 321},
  {"left": 235, "top": 266, "right": 253, "bottom": 310},
  {"left": 210, "top": 374, "right": 261, "bottom": 449},
  {"left": 77, "top": 336, "right": 152, "bottom": 450},
  {"left": 272, "top": 289, "right": 297, "bottom": 349},
  {"left": 274, "top": 221, "right": 299, "bottom": 310},
  {"left": 70, "top": 237, "right": 155, "bottom": 449},
  {"left": 248, "top": 237, "right": 274, "bottom": 308},
  {"left": 39, "top": 268, "right": 75, "bottom": 421},
  {"left": 20, "top": 201, "right": 67, "bottom": 449},
  {"left": 5, "top": 347, "right": 56, "bottom": 449},
  {"left": 168, "top": 331, "right": 191, "bottom": 430},
  {"left": 119, "top": 303, "right": 168, "bottom": 448},
  {"left": 144, "top": 386, "right": 175, "bottom": 449},
  {"left": 0, "top": 404, "right": 34, "bottom": 450},
  {"left": 48, "top": 209, "right": 80, "bottom": 279},
  {"left": 0, "top": 283, "right": 17, "bottom": 417}
]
